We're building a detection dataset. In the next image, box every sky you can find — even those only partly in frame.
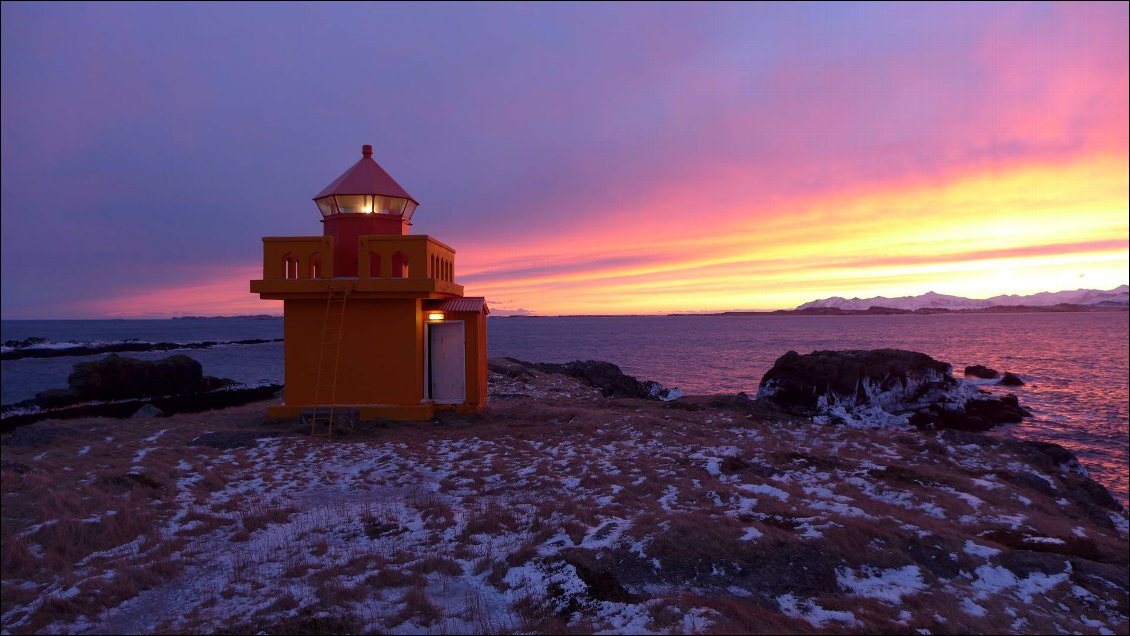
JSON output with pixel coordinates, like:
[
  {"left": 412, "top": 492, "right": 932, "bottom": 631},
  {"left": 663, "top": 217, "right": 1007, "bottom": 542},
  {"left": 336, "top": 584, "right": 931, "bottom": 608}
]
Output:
[{"left": 1, "top": 2, "right": 1127, "bottom": 319}]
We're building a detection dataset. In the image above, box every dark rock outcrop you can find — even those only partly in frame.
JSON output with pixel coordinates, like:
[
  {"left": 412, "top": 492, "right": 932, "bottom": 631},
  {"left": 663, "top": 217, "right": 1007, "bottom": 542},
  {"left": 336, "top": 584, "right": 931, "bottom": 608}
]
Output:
[
  {"left": 132, "top": 404, "right": 165, "bottom": 418},
  {"left": 757, "top": 349, "right": 1031, "bottom": 431},
  {"left": 1000, "top": 372, "right": 1025, "bottom": 386},
  {"left": 756, "top": 349, "right": 956, "bottom": 415},
  {"left": 3, "top": 384, "right": 282, "bottom": 430},
  {"left": 2, "top": 338, "right": 282, "bottom": 360},
  {"left": 910, "top": 394, "right": 1032, "bottom": 432},
  {"left": 937, "top": 429, "right": 1126, "bottom": 521},
  {"left": 964, "top": 364, "right": 999, "bottom": 379},
  {"left": 524, "top": 359, "right": 673, "bottom": 399},
  {"left": 33, "top": 354, "right": 234, "bottom": 408}
]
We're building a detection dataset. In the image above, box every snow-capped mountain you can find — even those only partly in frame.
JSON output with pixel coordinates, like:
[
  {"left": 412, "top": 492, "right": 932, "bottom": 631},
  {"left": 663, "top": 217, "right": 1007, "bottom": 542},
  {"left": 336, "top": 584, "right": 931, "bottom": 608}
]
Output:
[{"left": 796, "top": 285, "right": 1129, "bottom": 311}]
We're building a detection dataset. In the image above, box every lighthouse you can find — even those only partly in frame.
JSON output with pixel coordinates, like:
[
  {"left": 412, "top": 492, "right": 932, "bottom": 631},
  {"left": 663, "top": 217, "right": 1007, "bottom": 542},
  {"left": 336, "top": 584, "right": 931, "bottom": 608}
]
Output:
[{"left": 250, "top": 145, "right": 488, "bottom": 432}]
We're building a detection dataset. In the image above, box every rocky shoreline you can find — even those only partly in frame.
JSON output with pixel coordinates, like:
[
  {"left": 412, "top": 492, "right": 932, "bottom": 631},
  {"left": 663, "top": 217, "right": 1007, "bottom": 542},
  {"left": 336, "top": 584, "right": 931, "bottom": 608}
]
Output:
[
  {"left": 0, "top": 337, "right": 282, "bottom": 361},
  {"left": 0, "top": 354, "right": 280, "bottom": 429},
  {"left": 1, "top": 352, "right": 1126, "bottom": 634}
]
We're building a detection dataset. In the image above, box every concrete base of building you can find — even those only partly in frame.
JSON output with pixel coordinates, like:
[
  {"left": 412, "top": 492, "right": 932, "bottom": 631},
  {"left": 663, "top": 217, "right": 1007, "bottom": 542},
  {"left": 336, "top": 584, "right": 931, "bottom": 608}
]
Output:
[
  {"left": 267, "top": 402, "right": 436, "bottom": 421},
  {"left": 266, "top": 400, "right": 486, "bottom": 422}
]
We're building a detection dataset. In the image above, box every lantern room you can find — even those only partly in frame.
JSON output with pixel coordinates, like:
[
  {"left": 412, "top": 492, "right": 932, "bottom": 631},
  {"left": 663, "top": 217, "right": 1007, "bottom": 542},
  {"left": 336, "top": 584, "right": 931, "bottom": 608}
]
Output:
[
  {"left": 313, "top": 144, "right": 420, "bottom": 277},
  {"left": 250, "top": 144, "right": 489, "bottom": 432},
  {"left": 313, "top": 145, "right": 418, "bottom": 220}
]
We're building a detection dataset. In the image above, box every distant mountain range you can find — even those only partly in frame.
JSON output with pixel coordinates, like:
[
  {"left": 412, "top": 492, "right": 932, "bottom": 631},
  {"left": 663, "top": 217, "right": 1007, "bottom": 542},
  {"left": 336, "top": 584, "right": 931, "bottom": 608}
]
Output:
[{"left": 796, "top": 285, "right": 1129, "bottom": 312}]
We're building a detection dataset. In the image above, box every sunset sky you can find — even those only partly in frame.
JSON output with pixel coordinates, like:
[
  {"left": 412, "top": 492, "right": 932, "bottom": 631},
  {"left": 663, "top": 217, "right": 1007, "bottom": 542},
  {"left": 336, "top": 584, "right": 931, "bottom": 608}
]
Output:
[{"left": 2, "top": 2, "right": 1127, "bottom": 318}]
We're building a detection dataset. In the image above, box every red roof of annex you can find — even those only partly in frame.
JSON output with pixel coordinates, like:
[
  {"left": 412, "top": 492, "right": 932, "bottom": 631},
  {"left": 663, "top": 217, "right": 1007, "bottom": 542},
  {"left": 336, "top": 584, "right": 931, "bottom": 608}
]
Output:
[{"left": 431, "top": 297, "right": 489, "bottom": 314}]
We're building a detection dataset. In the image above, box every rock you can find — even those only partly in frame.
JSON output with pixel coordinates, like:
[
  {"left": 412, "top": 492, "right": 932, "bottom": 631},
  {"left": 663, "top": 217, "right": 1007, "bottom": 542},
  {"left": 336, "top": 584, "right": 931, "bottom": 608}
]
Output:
[
  {"left": 964, "top": 364, "right": 1000, "bottom": 379},
  {"left": 488, "top": 358, "right": 534, "bottom": 381},
  {"left": 963, "top": 394, "right": 1030, "bottom": 423},
  {"left": 999, "top": 372, "right": 1025, "bottom": 386},
  {"left": 563, "top": 556, "right": 638, "bottom": 603},
  {"left": 132, "top": 404, "right": 164, "bottom": 418},
  {"left": 529, "top": 359, "right": 667, "bottom": 400},
  {"left": 1024, "top": 440, "right": 1088, "bottom": 476},
  {"left": 757, "top": 349, "right": 957, "bottom": 415},
  {"left": 2, "top": 336, "right": 50, "bottom": 349},
  {"left": 907, "top": 541, "right": 961, "bottom": 579},
  {"left": 665, "top": 391, "right": 771, "bottom": 413},
  {"left": 62, "top": 354, "right": 202, "bottom": 402},
  {"left": 32, "top": 354, "right": 234, "bottom": 410},
  {"left": 33, "top": 388, "right": 86, "bottom": 409},
  {"left": 1003, "top": 471, "right": 1059, "bottom": 496},
  {"left": 1001, "top": 550, "right": 1070, "bottom": 577},
  {"left": 757, "top": 349, "right": 1031, "bottom": 431},
  {"left": 198, "top": 376, "right": 238, "bottom": 392},
  {"left": 912, "top": 395, "right": 1032, "bottom": 432}
]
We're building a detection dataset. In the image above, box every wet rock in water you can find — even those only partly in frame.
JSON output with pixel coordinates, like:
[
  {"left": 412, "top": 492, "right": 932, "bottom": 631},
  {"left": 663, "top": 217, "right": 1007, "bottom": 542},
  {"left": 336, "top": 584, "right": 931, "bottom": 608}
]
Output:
[
  {"left": 964, "top": 364, "right": 1000, "bottom": 379},
  {"left": 964, "top": 394, "right": 1030, "bottom": 423},
  {"left": 757, "top": 349, "right": 1031, "bottom": 431},
  {"left": 999, "top": 372, "right": 1025, "bottom": 386}
]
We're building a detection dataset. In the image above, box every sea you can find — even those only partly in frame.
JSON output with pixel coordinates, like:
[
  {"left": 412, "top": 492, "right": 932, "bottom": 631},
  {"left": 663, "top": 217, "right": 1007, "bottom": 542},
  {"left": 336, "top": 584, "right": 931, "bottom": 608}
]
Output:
[{"left": 2, "top": 312, "right": 1127, "bottom": 507}]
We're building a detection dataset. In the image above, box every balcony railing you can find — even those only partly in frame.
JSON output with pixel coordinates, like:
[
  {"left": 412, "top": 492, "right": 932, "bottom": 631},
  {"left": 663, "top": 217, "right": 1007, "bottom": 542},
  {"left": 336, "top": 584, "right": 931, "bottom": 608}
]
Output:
[
  {"left": 357, "top": 235, "right": 456, "bottom": 282},
  {"left": 256, "top": 235, "right": 460, "bottom": 295},
  {"left": 261, "top": 236, "right": 333, "bottom": 281}
]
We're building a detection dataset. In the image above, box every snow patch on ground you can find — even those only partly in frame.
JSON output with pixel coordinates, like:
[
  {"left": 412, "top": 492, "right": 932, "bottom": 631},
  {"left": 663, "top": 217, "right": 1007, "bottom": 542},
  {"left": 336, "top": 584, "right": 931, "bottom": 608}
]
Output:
[
  {"left": 836, "top": 565, "right": 926, "bottom": 603},
  {"left": 963, "top": 540, "right": 1001, "bottom": 559},
  {"left": 738, "top": 482, "right": 790, "bottom": 502},
  {"left": 970, "top": 564, "right": 1071, "bottom": 603},
  {"left": 777, "top": 593, "right": 861, "bottom": 628}
]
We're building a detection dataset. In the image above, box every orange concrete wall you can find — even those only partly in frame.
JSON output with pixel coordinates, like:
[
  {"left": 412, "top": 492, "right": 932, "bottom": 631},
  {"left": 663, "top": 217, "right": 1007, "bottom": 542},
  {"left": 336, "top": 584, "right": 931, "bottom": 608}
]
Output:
[{"left": 283, "top": 297, "right": 425, "bottom": 407}]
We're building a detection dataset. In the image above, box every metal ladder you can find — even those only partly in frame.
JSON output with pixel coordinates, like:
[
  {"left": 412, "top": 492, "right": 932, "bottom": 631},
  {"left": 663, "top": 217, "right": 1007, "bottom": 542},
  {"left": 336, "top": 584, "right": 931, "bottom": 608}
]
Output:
[{"left": 310, "top": 289, "right": 348, "bottom": 438}]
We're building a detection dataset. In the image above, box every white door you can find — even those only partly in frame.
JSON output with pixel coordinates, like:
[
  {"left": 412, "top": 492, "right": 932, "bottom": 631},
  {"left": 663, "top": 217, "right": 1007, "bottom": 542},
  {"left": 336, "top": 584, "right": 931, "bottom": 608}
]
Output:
[{"left": 428, "top": 322, "right": 465, "bottom": 403}]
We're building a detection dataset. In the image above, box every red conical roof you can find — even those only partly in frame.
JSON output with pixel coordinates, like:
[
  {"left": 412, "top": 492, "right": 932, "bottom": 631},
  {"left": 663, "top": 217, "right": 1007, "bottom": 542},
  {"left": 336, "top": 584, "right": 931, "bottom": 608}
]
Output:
[{"left": 312, "top": 144, "right": 418, "bottom": 204}]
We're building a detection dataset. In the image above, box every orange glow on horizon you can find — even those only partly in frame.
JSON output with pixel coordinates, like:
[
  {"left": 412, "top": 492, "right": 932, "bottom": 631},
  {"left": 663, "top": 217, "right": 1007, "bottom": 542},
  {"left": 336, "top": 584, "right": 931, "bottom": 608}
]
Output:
[
  {"left": 458, "top": 153, "right": 1128, "bottom": 314},
  {"left": 81, "top": 266, "right": 281, "bottom": 319},
  {"left": 85, "top": 154, "right": 1127, "bottom": 318}
]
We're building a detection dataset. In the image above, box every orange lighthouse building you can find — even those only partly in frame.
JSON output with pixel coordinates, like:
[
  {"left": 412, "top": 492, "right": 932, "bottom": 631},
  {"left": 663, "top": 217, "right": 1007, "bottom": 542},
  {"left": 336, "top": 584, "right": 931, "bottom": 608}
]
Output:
[{"left": 250, "top": 145, "right": 488, "bottom": 429}]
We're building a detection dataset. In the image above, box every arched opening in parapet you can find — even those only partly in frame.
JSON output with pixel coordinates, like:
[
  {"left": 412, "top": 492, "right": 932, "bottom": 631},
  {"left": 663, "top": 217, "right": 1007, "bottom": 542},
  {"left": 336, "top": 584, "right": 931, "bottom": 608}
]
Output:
[
  {"left": 392, "top": 251, "right": 409, "bottom": 279},
  {"left": 283, "top": 252, "right": 298, "bottom": 280},
  {"left": 308, "top": 252, "right": 321, "bottom": 279}
]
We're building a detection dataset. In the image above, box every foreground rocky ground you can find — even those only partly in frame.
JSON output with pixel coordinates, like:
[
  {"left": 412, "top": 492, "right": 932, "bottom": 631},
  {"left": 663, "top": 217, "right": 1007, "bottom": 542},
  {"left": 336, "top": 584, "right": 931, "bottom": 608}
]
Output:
[{"left": 1, "top": 359, "right": 1127, "bottom": 634}]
